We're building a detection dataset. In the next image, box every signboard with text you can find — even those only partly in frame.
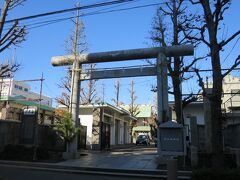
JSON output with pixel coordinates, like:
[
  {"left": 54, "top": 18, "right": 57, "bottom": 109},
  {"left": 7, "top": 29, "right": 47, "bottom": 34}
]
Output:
[
  {"left": 159, "top": 121, "right": 185, "bottom": 156},
  {"left": 20, "top": 106, "right": 38, "bottom": 144}
]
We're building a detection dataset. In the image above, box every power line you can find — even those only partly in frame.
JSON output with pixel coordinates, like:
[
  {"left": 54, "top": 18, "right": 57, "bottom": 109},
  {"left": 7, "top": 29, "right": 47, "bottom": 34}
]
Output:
[
  {"left": 21, "top": 2, "right": 164, "bottom": 31},
  {"left": 0, "top": 78, "right": 45, "bottom": 83},
  {"left": 181, "top": 92, "right": 240, "bottom": 96},
  {"left": 187, "top": 67, "right": 240, "bottom": 73},
  {"left": 5, "top": 0, "right": 136, "bottom": 24},
  {"left": 3, "top": 1, "right": 167, "bottom": 31},
  {"left": 24, "top": 6, "right": 134, "bottom": 30},
  {"left": 43, "top": 82, "right": 59, "bottom": 97},
  {"left": 3, "top": 0, "right": 139, "bottom": 30},
  {"left": 222, "top": 37, "right": 240, "bottom": 65}
]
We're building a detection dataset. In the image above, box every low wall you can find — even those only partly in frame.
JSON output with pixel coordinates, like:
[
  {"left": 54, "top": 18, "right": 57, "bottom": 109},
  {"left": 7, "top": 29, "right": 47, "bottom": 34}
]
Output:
[
  {"left": 0, "top": 120, "right": 21, "bottom": 151},
  {"left": 224, "top": 123, "right": 240, "bottom": 149},
  {"left": 197, "top": 122, "right": 240, "bottom": 151},
  {"left": 0, "top": 120, "right": 65, "bottom": 151},
  {"left": 0, "top": 119, "right": 87, "bottom": 152},
  {"left": 38, "top": 125, "right": 65, "bottom": 151}
]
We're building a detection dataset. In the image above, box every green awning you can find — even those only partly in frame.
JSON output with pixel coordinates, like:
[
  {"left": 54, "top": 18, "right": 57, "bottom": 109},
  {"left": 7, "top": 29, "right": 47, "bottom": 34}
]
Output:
[
  {"left": 121, "top": 105, "right": 152, "bottom": 118},
  {"left": 0, "top": 95, "right": 54, "bottom": 111},
  {"left": 133, "top": 126, "right": 151, "bottom": 132}
]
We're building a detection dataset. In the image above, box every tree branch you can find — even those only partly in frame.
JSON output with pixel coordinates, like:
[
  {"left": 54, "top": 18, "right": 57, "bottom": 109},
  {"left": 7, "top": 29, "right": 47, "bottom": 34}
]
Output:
[
  {"left": 182, "top": 55, "right": 208, "bottom": 73},
  {"left": 220, "top": 30, "right": 240, "bottom": 48},
  {"left": 189, "top": 0, "right": 201, "bottom": 5},
  {"left": 193, "top": 68, "right": 206, "bottom": 96},
  {"left": 222, "top": 55, "right": 240, "bottom": 78},
  {"left": 182, "top": 91, "right": 200, "bottom": 109}
]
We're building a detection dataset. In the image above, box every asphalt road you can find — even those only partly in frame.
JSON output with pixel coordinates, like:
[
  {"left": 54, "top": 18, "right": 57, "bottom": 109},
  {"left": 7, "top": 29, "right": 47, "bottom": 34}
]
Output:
[{"left": 0, "top": 164, "right": 156, "bottom": 180}]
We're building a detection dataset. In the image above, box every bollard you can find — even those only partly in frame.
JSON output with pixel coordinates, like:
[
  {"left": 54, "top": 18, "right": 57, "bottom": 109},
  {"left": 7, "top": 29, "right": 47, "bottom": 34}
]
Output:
[{"left": 167, "top": 159, "right": 177, "bottom": 180}]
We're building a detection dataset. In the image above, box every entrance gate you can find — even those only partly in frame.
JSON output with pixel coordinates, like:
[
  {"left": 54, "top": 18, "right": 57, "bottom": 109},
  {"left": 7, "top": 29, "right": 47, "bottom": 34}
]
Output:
[
  {"left": 51, "top": 45, "right": 194, "bottom": 155},
  {"left": 101, "top": 122, "right": 110, "bottom": 150}
]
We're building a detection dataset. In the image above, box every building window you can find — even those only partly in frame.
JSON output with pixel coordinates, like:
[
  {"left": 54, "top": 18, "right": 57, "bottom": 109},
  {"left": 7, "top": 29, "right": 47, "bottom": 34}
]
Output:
[
  {"left": 14, "top": 84, "right": 23, "bottom": 91},
  {"left": 24, "top": 88, "right": 28, "bottom": 92}
]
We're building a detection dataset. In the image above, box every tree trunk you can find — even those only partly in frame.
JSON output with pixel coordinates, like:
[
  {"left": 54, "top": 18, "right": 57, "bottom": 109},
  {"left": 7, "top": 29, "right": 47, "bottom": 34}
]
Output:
[
  {"left": 172, "top": 74, "right": 183, "bottom": 123},
  {"left": 172, "top": 0, "right": 182, "bottom": 124},
  {"left": 0, "top": 0, "right": 9, "bottom": 38},
  {"left": 66, "top": 141, "right": 69, "bottom": 153},
  {"left": 209, "top": 49, "right": 224, "bottom": 168},
  {"left": 201, "top": 0, "right": 224, "bottom": 168},
  {"left": 210, "top": 96, "right": 223, "bottom": 168}
]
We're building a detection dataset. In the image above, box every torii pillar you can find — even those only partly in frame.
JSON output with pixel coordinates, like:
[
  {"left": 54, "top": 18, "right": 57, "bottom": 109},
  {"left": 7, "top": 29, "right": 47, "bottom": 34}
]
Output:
[{"left": 51, "top": 45, "right": 194, "bottom": 155}]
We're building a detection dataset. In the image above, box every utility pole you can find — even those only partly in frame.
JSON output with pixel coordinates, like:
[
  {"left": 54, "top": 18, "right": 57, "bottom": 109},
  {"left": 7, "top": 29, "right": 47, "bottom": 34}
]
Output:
[
  {"left": 39, "top": 73, "right": 43, "bottom": 123},
  {"left": 33, "top": 73, "right": 44, "bottom": 161}
]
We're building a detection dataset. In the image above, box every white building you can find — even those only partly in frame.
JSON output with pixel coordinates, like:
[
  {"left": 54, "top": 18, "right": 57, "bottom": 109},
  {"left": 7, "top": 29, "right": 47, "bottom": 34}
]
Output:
[
  {"left": 170, "top": 74, "right": 240, "bottom": 125},
  {"left": 78, "top": 103, "right": 137, "bottom": 150},
  {"left": 222, "top": 74, "right": 240, "bottom": 112},
  {"left": 0, "top": 78, "right": 52, "bottom": 107},
  {"left": 205, "top": 74, "right": 240, "bottom": 112}
]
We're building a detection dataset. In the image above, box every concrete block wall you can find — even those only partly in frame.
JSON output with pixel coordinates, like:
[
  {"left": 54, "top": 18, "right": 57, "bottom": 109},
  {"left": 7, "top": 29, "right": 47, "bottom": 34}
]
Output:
[{"left": 0, "top": 120, "right": 21, "bottom": 151}]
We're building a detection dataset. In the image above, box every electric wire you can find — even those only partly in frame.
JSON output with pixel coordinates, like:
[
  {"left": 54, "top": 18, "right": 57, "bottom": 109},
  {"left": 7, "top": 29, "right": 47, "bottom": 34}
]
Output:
[
  {"left": 5, "top": 0, "right": 137, "bottom": 24},
  {"left": 3, "top": 1, "right": 171, "bottom": 31}
]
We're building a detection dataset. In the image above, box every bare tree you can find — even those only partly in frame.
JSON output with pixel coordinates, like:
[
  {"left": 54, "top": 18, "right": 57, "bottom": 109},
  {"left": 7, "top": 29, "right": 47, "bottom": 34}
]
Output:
[
  {"left": 56, "top": 68, "right": 71, "bottom": 109},
  {"left": 150, "top": 0, "right": 201, "bottom": 124},
  {"left": 187, "top": 0, "right": 240, "bottom": 168},
  {"left": 0, "top": 61, "right": 20, "bottom": 78},
  {"left": 101, "top": 82, "right": 105, "bottom": 103},
  {"left": 111, "top": 79, "right": 123, "bottom": 106},
  {"left": 57, "top": 4, "right": 100, "bottom": 108},
  {"left": 128, "top": 80, "right": 140, "bottom": 117},
  {"left": 81, "top": 64, "right": 100, "bottom": 105},
  {"left": 0, "top": 0, "right": 26, "bottom": 53},
  {"left": 0, "top": 0, "right": 26, "bottom": 77},
  {"left": 56, "top": 5, "right": 87, "bottom": 109}
]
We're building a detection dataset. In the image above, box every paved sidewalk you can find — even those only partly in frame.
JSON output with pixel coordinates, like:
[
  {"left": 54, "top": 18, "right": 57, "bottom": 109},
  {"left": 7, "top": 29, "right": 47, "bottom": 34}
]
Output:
[
  {"left": 57, "top": 146, "right": 158, "bottom": 170},
  {"left": 0, "top": 146, "right": 192, "bottom": 179}
]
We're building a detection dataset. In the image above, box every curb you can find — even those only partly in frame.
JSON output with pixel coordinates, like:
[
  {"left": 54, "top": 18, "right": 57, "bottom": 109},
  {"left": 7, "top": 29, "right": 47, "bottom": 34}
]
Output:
[{"left": 0, "top": 160, "right": 192, "bottom": 179}]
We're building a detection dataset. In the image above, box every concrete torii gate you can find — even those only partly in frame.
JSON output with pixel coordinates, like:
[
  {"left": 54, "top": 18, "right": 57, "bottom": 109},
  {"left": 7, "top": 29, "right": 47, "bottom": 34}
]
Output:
[{"left": 51, "top": 45, "right": 194, "bottom": 155}]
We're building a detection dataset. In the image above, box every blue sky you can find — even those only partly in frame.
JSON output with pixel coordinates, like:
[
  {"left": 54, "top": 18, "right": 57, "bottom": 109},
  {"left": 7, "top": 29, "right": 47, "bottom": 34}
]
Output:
[{"left": 1, "top": 0, "right": 240, "bottom": 107}]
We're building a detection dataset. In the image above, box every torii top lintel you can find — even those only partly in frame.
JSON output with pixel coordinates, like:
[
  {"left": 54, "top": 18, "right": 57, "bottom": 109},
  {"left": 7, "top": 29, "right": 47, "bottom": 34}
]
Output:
[{"left": 51, "top": 45, "right": 194, "bottom": 66}]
